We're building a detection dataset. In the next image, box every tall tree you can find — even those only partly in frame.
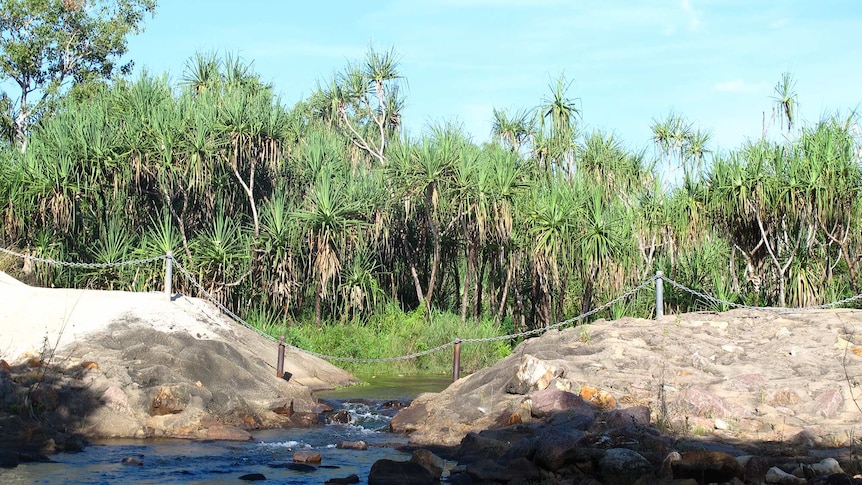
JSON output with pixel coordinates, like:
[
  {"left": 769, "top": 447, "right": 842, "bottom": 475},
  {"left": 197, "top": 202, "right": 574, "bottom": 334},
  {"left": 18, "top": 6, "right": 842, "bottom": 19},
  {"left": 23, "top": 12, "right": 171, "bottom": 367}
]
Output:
[{"left": 0, "top": 0, "right": 156, "bottom": 149}]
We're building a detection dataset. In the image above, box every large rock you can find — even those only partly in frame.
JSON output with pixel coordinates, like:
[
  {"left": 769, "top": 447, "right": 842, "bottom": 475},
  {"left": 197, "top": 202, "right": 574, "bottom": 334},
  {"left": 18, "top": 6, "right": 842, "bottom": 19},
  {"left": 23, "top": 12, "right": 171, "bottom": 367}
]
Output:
[
  {"left": 367, "top": 459, "right": 436, "bottom": 485},
  {"left": 393, "top": 308, "right": 862, "bottom": 449},
  {"left": 529, "top": 388, "right": 596, "bottom": 419},
  {"left": 505, "top": 354, "right": 562, "bottom": 394},
  {"left": 0, "top": 277, "right": 359, "bottom": 451},
  {"left": 598, "top": 448, "right": 653, "bottom": 485}
]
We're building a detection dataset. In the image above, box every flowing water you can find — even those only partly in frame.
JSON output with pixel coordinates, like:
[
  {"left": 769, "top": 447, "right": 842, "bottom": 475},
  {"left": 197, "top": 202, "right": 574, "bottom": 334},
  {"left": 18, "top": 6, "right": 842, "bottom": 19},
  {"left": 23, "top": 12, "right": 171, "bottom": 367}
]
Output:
[{"left": 0, "top": 375, "right": 453, "bottom": 484}]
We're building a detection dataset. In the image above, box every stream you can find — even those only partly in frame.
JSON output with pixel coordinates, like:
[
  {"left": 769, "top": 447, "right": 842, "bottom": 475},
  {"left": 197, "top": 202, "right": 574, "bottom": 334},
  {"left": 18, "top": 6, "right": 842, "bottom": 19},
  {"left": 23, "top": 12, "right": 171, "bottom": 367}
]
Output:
[{"left": 0, "top": 374, "right": 453, "bottom": 484}]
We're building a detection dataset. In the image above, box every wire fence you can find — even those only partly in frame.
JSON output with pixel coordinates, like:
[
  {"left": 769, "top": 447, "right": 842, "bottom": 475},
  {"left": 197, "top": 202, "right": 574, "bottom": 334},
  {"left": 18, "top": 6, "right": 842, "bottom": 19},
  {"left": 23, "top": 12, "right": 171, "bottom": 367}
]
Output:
[{"left": 4, "top": 245, "right": 862, "bottom": 368}]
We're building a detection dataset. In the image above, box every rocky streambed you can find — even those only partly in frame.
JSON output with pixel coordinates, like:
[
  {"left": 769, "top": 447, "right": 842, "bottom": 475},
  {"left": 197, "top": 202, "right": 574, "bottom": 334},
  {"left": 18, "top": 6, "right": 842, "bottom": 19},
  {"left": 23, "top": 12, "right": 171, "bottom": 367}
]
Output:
[{"left": 5, "top": 298, "right": 862, "bottom": 483}]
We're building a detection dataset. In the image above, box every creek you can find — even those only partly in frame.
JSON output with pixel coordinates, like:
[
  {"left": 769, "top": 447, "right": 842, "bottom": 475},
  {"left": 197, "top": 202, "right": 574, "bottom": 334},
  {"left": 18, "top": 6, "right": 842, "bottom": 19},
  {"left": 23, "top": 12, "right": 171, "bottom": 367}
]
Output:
[{"left": 0, "top": 374, "right": 453, "bottom": 484}]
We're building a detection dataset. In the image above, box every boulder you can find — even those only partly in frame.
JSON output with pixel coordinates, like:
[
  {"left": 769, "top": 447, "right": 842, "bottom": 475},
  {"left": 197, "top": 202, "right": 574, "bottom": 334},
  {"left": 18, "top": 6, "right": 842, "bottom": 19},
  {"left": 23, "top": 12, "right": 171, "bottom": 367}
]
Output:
[
  {"left": 409, "top": 448, "right": 446, "bottom": 479},
  {"left": 529, "top": 388, "right": 596, "bottom": 419},
  {"left": 505, "top": 354, "right": 562, "bottom": 394},
  {"left": 598, "top": 448, "right": 653, "bottom": 485},
  {"left": 368, "top": 459, "right": 436, "bottom": 485}
]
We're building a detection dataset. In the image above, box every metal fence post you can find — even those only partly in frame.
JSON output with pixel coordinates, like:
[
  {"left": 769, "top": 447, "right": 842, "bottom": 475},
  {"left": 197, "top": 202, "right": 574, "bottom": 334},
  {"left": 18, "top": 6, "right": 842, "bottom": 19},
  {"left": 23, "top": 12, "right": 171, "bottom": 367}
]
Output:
[
  {"left": 164, "top": 251, "right": 173, "bottom": 301},
  {"left": 277, "top": 335, "right": 285, "bottom": 378},
  {"left": 655, "top": 271, "right": 664, "bottom": 320},
  {"left": 452, "top": 339, "right": 461, "bottom": 382}
]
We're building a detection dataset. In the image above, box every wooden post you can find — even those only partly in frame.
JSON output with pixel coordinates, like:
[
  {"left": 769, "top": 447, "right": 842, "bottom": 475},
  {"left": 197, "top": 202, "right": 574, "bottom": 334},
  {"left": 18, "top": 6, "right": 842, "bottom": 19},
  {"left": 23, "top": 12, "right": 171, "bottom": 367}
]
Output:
[
  {"left": 655, "top": 271, "right": 664, "bottom": 320},
  {"left": 452, "top": 339, "right": 461, "bottom": 382},
  {"left": 164, "top": 251, "right": 173, "bottom": 301},
  {"left": 277, "top": 335, "right": 285, "bottom": 378}
]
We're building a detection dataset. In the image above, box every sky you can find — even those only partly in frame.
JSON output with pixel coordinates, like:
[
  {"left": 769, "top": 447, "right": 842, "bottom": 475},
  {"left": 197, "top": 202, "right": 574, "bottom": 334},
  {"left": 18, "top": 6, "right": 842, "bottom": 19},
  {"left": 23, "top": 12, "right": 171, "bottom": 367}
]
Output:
[{"left": 125, "top": 0, "right": 862, "bottom": 154}]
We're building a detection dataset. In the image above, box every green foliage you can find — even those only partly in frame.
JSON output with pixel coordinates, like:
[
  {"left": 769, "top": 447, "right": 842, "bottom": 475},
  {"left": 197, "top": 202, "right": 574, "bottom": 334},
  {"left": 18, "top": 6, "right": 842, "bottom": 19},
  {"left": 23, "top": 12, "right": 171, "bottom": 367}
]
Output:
[
  {"left": 0, "top": 0, "right": 156, "bottom": 145},
  {"left": 259, "top": 304, "right": 510, "bottom": 376},
  {"left": 2, "top": 42, "right": 862, "bottom": 379}
]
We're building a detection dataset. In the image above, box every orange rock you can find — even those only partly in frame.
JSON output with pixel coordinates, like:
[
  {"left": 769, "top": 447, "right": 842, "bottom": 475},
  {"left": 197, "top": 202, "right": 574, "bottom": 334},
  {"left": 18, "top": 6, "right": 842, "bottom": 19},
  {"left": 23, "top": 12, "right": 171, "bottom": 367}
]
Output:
[
  {"left": 294, "top": 450, "right": 322, "bottom": 464},
  {"left": 0, "top": 359, "right": 11, "bottom": 371},
  {"left": 579, "top": 386, "right": 598, "bottom": 400},
  {"left": 80, "top": 361, "right": 99, "bottom": 370},
  {"left": 27, "top": 358, "right": 42, "bottom": 368},
  {"left": 580, "top": 386, "right": 617, "bottom": 411}
]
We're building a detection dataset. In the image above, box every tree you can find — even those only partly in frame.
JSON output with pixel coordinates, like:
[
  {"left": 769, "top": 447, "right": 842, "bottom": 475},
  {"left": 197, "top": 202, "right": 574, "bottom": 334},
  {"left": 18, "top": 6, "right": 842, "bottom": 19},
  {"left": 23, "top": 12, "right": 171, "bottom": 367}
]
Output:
[{"left": 0, "top": 0, "right": 156, "bottom": 149}]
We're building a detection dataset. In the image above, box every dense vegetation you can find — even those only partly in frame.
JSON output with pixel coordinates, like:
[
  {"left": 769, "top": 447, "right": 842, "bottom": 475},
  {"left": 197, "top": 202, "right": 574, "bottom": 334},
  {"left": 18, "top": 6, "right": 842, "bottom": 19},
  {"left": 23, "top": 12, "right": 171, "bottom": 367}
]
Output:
[{"left": 1, "top": 45, "right": 860, "bottom": 373}]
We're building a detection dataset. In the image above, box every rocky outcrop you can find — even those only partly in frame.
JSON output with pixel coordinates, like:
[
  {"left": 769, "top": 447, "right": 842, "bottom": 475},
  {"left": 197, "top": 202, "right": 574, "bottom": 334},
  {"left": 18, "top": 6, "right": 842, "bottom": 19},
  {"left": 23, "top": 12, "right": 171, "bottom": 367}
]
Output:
[
  {"left": 393, "top": 309, "right": 862, "bottom": 448},
  {"left": 389, "top": 308, "right": 862, "bottom": 483},
  {"left": 0, "top": 277, "right": 358, "bottom": 460}
]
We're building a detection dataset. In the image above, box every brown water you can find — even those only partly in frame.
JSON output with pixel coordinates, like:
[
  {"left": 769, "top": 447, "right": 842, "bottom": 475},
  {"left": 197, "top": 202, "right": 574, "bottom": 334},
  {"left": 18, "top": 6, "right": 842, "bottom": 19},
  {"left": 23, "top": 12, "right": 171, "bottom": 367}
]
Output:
[{"left": 0, "top": 375, "right": 452, "bottom": 484}]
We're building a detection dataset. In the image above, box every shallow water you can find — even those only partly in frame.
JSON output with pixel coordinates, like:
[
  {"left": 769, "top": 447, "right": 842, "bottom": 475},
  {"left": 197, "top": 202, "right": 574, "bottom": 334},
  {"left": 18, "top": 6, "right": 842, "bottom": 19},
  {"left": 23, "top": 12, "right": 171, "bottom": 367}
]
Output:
[{"left": 0, "top": 376, "right": 452, "bottom": 484}]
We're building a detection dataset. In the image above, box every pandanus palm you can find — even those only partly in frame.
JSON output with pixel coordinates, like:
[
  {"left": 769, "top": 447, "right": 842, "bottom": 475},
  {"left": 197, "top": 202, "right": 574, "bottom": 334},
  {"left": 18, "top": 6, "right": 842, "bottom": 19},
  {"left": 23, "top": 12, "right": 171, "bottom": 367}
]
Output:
[
  {"left": 524, "top": 180, "right": 579, "bottom": 327},
  {"left": 292, "top": 167, "right": 366, "bottom": 327}
]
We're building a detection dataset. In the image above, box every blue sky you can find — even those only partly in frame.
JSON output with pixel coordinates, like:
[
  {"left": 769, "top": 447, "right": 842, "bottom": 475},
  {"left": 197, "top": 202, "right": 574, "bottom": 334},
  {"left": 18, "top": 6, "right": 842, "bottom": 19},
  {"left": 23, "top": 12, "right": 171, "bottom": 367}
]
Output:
[{"left": 126, "top": 0, "right": 861, "bottom": 154}]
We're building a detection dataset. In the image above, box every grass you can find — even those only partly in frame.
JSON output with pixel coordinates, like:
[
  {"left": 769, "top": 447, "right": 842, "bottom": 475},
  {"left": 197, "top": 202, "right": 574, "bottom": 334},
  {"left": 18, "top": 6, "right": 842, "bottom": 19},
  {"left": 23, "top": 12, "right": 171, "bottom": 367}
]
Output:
[{"left": 248, "top": 303, "right": 513, "bottom": 376}]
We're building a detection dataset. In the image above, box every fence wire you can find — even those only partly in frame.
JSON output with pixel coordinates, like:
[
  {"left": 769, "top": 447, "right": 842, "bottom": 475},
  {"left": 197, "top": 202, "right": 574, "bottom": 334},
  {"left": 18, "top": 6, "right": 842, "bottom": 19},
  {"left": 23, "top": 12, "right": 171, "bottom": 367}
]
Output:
[
  {"left": 5, "top": 244, "right": 862, "bottom": 365},
  {"left": 0, "top": 245, "right": 166, "bottom": 268}
]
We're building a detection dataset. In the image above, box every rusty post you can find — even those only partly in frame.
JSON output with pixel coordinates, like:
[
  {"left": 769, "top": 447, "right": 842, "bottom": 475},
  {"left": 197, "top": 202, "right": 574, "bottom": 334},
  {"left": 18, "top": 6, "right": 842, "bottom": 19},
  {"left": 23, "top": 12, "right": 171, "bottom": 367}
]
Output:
[
  {"left": 277, "top": 335, "right": 285, "bottom": 378},
  {"left": 452, "top": 339, "right": 461, "bottom": 382}
]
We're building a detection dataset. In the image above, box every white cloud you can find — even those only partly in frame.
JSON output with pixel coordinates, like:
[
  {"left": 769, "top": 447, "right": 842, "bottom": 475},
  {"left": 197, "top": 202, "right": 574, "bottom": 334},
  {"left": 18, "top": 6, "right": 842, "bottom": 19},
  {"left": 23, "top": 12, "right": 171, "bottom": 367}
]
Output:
[{"left": 681, "top": 0, "right": 702, "bottom": 31}]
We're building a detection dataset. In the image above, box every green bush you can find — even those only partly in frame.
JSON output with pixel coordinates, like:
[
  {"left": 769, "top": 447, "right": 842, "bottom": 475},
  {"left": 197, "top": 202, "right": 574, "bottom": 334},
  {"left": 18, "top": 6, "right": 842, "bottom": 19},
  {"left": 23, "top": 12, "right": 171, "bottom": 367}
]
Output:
[{"left": 249, "top": 303, "right": 512, "bottom": 376}]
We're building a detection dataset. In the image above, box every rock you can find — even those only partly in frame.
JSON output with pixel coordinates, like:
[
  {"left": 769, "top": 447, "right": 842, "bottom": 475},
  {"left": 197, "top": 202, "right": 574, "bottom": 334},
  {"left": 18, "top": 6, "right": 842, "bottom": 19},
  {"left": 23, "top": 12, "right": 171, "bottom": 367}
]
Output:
[
  {"left": 324, "top": 474, "right": 359, "bottom": 485},
  {"left": 309, "top": 402, "right": 333, "bottom": 413},
  {"left": 121, "top": 456, "right": 143, "bottom": 466},
  {"left": 456, "top": 432, "right": 511, "bottom": 465},
  {"left": 270, "top": 400, "right": 294, "bottom": 416},
  {"left": 205, "top": 425, "right": 252, "bottom": 441},
  {"left": 410, "top": 448, "right": 445, "bottom": 478},
  {"left": 810, "top": 457, "right": 844, "bottom": 475},
  {"left": 765, "top": 466, "right": 806, "bottom": 485},
  {"left": 492, "top": 410, "right": 522, "bottom": 427},
  {"left": 368, "top": 459, "right": 436, "bottom": 485},
  {"left": 533, "top": 427, "right": 587, "bottom": 471},
  {"left": 465, "top": 457, "right": 542, "bottom": 484},
  {"left": 293, "top": 450, "right": 321, "bottom": 464},
  {"left": 579, "top": 385, "right": 617, "bottom": 411},
  {"left": 678, "top": 385, "right": 745, "bottom": 418},
  {"left": 506, "top": 354, "right": 561, "bottom": 394},
  {"left": 738, "top": 455, "right": 772, "bottom": 483},
  {"left": 671, "top": 451, "right": 744, "bottom": 483},
  {"left": 336, "top": 440, "right": 368, "bottom": 450},
  {"left": 150, "top": 385, "right": 187, "bottom": 415},
  {"left": 99, "top": 386, "right": 132, "bottom": 413},
  {"left": 605, "top": 405, "right": 650, "bottom": 429},
  {"left": 814, "top": 388, "right": 844, "bottom": 418},
  {"left": 770, "top": 388, "right": 800, "bottom": 406},
  {"left": 598, "top": 448, "right": 653, "bottom": 485},
  {"left": 328, "top": 410, "right": 351, "bottom": 424},
  {"left": 727, "top": 373, "right": 767, "bottom": 392},
  {"left": 0, "top": 450, "right": 19, "bottom": 468},
  {"left": 238, "top": 473, "right": 266, "bottom": 481},
  {"left": 815, "top": 473, "right": 854, "bottom": 485},
  {"left": 658, "top": 451, "right": 681, "bottom": 479},
  {"left": 389, "top": 402, "right": 428, "bottom": 433},
  {"left": 529, "top": 388, "right": 596, "bottom": 419}
]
